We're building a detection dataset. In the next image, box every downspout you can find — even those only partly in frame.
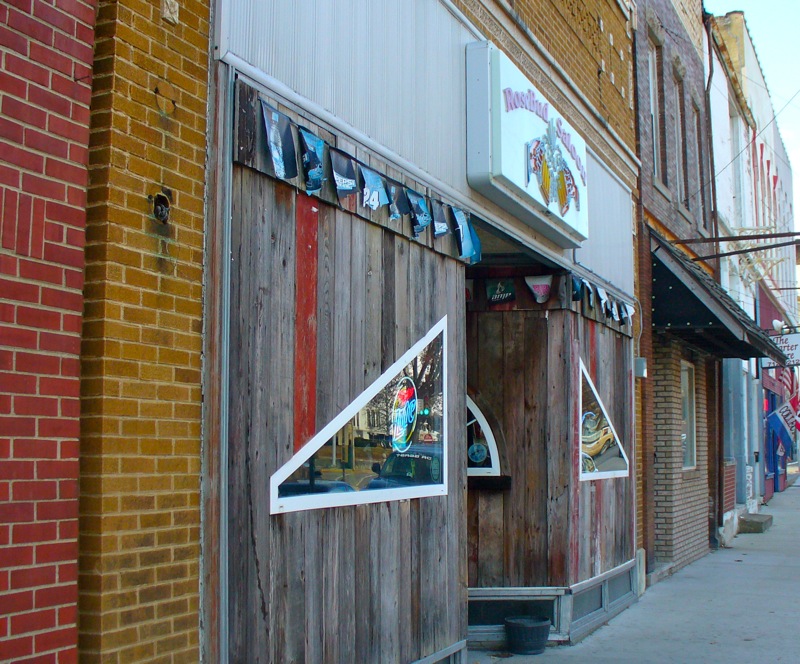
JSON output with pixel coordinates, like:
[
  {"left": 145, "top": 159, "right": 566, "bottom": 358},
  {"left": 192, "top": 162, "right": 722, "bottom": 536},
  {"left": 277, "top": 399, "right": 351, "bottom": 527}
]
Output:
[
  {"left": 703, "top": 12, "right": 721, "bottom": 280},
  {"left": 703, "top": 11, "right": 722, "bottom": 550},
  {"left": 631, "top": 9, "right": 656, "bottom": 576}
]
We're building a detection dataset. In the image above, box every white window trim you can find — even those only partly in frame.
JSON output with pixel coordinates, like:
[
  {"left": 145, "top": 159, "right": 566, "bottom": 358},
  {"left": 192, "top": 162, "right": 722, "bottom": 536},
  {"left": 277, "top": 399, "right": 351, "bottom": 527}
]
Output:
[
  {"left": 681, "top": 360, "right": 697, "bottom": 470},
  {"left": 466, "top": 395, "right": 501, "bottom": 477},
  {"left": 270, "top": 316, "right": 448, "bottom": 514},
  {"left": 648, "top": 42, "right": 663, "bottom": 182},
  {"left": 675, "top": 80, "right": 686, "bottom": 205},
  {"left": 579, "top": 359, "right": 630, "bottom": 481}
]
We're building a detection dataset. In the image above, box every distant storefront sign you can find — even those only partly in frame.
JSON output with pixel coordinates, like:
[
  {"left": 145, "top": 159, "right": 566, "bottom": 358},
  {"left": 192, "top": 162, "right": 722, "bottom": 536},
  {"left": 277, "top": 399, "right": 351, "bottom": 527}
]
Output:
[
  {"left": 761, "top": 333, "right": 800, "bottom": 368},
  {"left": 466, "top": 41, "right": 589, "bottom": 248}
]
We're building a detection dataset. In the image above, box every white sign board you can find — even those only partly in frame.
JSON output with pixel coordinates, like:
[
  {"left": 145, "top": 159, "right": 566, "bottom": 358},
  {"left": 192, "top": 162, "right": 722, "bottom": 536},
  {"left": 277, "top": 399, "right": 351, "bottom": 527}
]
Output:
[
  {"left": 466, "top": 41, "right": 589, "bottom": 248},
  {"left": 761, "top": 333, "right": 800, "bottom": 368}
]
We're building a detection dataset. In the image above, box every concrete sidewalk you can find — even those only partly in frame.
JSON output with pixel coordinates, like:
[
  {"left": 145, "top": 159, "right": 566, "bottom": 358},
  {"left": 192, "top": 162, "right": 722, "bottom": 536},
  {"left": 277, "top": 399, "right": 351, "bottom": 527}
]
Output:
[{"left": 468, "top": 479, "right": 800, "bottom": 664}]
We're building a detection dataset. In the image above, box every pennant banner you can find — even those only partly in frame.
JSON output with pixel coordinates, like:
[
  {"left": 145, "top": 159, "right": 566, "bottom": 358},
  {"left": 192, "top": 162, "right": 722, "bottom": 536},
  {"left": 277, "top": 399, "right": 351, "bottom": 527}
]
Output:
[
  {"left": 261, "top": 100, "right": 298, "bottom": 180},
  {"left": 298, "top": 127, "right": 327, "bottom": 195},
  {"left": 571, "top": 275, "right": 584, "bottom": 301},
  {"left": 431, "top": 200, "right": 449, "bottom": 237},
  {"left": 359, "top": 165, "right": 389, "bottom": 211},
  {"left": 388, "top": 181, "right": 411, "bottom": 221},
  {"left": 406, "top": 188, "right": 432, "bottom": 237},
  {"left": 451, "top": 206, "right": 472, "bottom": 259},
  {"left": 330, "top": 148, "right": 358, "bottom": 204},
  {"left": 258, "top": 97, "right": 481, "bottom": 263},
  {"left": 467, "top": 219, "right": 481, "bottom": 264}
]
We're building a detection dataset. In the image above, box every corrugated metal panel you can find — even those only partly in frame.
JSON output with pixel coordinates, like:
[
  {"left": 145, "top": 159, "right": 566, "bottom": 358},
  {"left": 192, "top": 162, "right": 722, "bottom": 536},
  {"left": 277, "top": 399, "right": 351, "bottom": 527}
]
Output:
[
  {"left": 219, "top": 0, "right": 472, "bottom": 191},
  {"left": 574, "top": 154, "right": 635, "bottom": 297}
]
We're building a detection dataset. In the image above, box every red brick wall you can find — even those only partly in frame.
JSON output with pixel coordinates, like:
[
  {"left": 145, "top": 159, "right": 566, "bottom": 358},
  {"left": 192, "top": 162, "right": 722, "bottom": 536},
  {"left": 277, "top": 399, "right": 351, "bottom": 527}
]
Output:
[
  {"left": 722, "top": 460, "right": 736, "bottom": 514},
  {"left": 0, "top": 1, "right": 96, "bottom": 661}
]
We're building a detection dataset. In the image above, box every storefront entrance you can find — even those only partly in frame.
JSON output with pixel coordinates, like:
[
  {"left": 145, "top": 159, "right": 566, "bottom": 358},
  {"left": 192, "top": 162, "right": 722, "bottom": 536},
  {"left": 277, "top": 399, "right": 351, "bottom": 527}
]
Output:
[{"left": 462, "top": 248, "right": 636, "bottom": 645}]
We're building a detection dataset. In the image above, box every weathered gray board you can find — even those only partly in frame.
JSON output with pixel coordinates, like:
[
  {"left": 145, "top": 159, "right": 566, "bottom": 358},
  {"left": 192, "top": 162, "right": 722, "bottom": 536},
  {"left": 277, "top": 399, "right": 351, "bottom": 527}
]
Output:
[
  {"left": 466, "top": 287, "right": 634, "bottom": 589},
  {"left": 226, "top": 82, "right": 467, "bottom": 662}
]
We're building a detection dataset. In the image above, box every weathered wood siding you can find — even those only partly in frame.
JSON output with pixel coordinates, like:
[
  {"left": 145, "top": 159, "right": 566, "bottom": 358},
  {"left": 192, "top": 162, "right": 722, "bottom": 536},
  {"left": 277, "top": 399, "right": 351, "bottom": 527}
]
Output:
[
  {"left": 226, "top": 83, "right": 467, "bottom": 662},
  {"left": 576, "top": 317, "right": 635, "bottom": 581},
  {"left": 466, "top": 283, "right": 634, "bottom": 588}
]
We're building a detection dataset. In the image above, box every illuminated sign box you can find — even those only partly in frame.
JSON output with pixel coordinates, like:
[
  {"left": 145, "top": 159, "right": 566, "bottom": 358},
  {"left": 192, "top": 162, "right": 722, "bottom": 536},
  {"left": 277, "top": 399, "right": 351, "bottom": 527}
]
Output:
[{"left": 466, "top": 41, "right": 589, "bottom": 248}]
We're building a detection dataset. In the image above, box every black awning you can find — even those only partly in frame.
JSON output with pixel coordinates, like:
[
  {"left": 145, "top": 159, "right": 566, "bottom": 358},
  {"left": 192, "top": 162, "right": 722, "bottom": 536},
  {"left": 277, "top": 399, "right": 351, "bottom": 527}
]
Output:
[{"left": 651, "top": 233, "right": 787, "bottom": 365}]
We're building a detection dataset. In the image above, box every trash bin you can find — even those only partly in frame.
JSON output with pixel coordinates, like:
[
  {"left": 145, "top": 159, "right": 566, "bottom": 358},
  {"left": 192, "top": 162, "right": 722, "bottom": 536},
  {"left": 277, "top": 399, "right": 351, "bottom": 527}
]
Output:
[{"left": 504, "top": 616, "right": 551, "bottom": 655}]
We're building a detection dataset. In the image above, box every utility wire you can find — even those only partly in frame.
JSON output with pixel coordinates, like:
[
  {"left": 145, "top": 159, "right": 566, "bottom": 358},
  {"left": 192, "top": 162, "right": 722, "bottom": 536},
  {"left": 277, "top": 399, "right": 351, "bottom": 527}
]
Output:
[{"left": 686, "top": 84, "right": 800, "bottom": 205}]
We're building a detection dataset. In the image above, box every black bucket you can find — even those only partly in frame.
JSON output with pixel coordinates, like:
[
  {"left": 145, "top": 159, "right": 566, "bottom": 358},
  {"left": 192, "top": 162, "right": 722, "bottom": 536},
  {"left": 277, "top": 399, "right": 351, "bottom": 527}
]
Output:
[{"left": 504, "top": 616, "right": 551, "bottom": 655}]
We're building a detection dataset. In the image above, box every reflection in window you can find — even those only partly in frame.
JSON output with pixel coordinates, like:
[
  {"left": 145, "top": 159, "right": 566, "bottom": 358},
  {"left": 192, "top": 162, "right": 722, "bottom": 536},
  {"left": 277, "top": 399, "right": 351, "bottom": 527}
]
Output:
[
  {"left": 271, "top": 317, "right": 447, "bottom": 513},
  {"left": 579, "top": 360, "right": 629, "bottom": 480},
  {"left": 681, "top": 361, "right": 696, "bottom": 469},
  {"left": 466, "top": 396, "right": 500, "bottom": 476}
]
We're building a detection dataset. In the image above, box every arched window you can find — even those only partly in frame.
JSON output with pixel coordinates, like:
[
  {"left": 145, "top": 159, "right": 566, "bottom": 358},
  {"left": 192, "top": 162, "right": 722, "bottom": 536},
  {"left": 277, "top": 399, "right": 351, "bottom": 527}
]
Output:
[{"left": 466, "top": 396, "right": 501, "bottom": 476}]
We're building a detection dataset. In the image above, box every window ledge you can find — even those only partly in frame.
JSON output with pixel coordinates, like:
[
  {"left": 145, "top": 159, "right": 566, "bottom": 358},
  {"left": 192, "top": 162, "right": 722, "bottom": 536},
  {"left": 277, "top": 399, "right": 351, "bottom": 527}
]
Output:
[
  {"left": 468, "top": 475, "right": 512, "bottom": 491},
  {"left": 653, "top": 177, "right": 671, "bottom": 201}
]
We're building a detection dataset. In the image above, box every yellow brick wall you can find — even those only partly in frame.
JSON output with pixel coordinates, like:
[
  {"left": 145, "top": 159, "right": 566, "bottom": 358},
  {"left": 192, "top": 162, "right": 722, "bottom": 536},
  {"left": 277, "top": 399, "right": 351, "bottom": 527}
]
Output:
[{"left": 81, "top": 0, "right": 209, "bottom": 660}]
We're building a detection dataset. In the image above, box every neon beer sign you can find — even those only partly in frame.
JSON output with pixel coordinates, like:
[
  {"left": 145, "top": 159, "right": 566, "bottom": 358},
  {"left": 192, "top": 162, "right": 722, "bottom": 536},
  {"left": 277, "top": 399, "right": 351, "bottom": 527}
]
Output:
[{"left": 391, "top": 377, "right": 418, "bottom": 452}]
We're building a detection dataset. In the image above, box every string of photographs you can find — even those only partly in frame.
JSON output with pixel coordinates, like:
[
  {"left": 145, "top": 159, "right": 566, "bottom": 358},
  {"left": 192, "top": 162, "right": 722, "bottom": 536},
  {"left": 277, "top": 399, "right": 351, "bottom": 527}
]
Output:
[
  {"left": 574, "top": 276, "right": 636, "bottom": 327},
  {"left": 261, "top": 100, "right": 482, "bottom": 263}
]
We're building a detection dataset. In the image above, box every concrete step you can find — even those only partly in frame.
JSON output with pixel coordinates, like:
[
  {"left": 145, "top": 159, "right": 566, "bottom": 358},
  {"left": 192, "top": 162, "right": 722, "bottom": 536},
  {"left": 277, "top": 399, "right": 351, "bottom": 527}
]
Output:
[{"left": 739, "top": 513, "right": 773, "bottom": 533}]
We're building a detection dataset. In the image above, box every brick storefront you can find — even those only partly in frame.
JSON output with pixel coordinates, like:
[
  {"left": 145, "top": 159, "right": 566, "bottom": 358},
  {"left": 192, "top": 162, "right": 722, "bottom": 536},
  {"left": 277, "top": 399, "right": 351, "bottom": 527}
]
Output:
[
  {"left": 652, "top": 338, "right": 711, "bottom": 569},
  {"left": 79, "top": 0, "right": 209, "bottom": 660},
  {"left": 0, "top": 1, "right": 97, "bottom": 661}
]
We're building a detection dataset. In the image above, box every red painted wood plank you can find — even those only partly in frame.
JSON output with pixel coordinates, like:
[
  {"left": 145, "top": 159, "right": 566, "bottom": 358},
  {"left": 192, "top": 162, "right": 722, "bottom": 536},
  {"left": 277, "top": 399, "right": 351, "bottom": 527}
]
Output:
[{"left": 294, "top": 194, "right": 319, "bottom": 452}]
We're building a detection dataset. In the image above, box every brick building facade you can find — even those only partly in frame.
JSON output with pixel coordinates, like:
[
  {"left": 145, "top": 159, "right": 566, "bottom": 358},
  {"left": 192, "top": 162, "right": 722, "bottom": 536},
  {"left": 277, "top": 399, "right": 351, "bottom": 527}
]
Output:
[
  {"left": 1, "top": 2, "right": 96, "bottom": 661},
  {"left": 78, "top": 0, "right": 209, "bottom": 660},
  {"left": 2, "top": 0, "right": 787, "bottom": 660},
  {"left": 634, "top": 0, "right": 783, "bottom": 583},
  {"left": 634, "top": 0, "right": 716, "bottom": 579},
  {"left": 652, "top": 340, "right": 711, "bottom": 567}
]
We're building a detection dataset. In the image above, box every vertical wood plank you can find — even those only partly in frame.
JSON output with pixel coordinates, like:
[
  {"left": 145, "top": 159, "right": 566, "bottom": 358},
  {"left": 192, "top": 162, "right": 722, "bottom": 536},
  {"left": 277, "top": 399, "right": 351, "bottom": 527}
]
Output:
[
  {"left": 381, "top": 233, "right": 397, "bottom": 373},
  {"left": 547, "top": 310, "right": 574, "bottom": 586},
  {"left": 448, "top": 258, "right": 468, "bottom": 646},
  {"left": 477, "top": 492, "right": 504, "bottom": 585},
  {"left": 337, "top": 508, "right": 356, "bottom": 664},
  {"left": 294, "top": 194, "right": 319, "bottom": 451},
  {"left": 333, "top": 209, "right": 353, "bottom": 414},
  {"left": 364, "top": 223, "right": 383, "bottom": 386},
  {"left": 524, "top": 313, "right": 549, "bottom": 586},
  {"left": 316, "top": 203, "right": 336, "bottom": 427},
  {"left": 305, "top": 512, "right": 323, "bottom": 663},
  {"left": 227, "top": 166, "right": 253, "bottom": 660},
  {"left": 502, "top": 310, "right": 525, "bottom": 586},
  {"left": 397, "top": 499, "right": 415, "bottom": 664},
  {"left": 467, "top": 488, "right": 479, "bottom": 588},
  {"left": 349, "top": 212, "right": 367, "bottom": 397},
  {"left": 353, "top": 505, "right": 372, "bottom": 659},
  {"left": 321, "top": 509, "right": 341, "bottom": 663}
]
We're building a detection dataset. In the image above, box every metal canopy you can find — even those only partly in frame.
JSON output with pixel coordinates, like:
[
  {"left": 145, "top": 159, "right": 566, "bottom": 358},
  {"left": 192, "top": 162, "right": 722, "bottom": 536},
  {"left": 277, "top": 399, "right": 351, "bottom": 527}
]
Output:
[{"left": 650, "top": 234, "right": 787, "bottom": 365}]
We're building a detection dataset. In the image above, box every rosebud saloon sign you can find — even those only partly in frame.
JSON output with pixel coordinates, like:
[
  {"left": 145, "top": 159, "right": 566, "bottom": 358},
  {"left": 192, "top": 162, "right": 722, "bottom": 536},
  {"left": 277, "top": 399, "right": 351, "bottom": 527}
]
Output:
[{"left": 466, "top": 41, "right": 589, "bottom": 248}]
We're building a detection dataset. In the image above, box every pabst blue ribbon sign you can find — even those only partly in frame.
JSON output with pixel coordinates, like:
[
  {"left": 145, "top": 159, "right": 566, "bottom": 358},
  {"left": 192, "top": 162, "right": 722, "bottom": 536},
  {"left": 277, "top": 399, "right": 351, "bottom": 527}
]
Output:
[
  {"left": 466, "top": 41, "right": 590, "bottom": 248},
  {"left": 391, "top": 377, "right": 418, "bottom": 452}
]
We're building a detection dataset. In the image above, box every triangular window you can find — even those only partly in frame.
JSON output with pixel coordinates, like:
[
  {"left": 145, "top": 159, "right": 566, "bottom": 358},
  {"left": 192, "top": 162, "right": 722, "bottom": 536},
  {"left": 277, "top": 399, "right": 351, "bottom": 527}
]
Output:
[
  {"left": 271, "top": 317, "right": 448, "bottom": 513},
  {"left": 579, "top": 359, "right": 629, "bottom": 480}
]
